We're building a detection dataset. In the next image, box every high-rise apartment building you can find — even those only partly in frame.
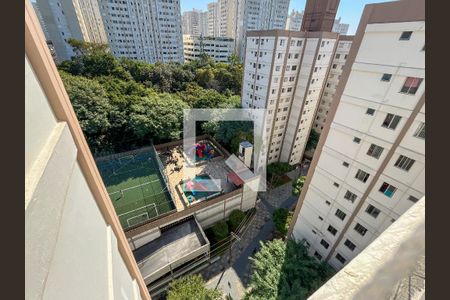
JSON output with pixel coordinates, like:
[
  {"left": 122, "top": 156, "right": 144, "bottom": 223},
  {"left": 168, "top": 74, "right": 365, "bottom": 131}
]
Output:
[
  {"left": 99, "top": 0, "right": 184, "bottom": 63},
  {"left": 236, "top": 0, "right": 290, "bottom": 59},
  {"left": 285, "top": 10, "right": 304, "bottom": 31},
  {"left": 312, "top": 36, "right": 353, "bottom": 134},
  {"left": 25, "top": 3, "right": 149, "bottom": 299},
  {"left": 182, "top": 9, "right": 208, "bottom": 36},
  {"left": 242, "top": 30, "right": 341, "bottom": 166},
  {"left": 207, "top": 2, "right": 220, "bottom": 37},
  {"left": 32, "top": 2, "right": 49, "bottom": 39},
  {"left": 183, "top": 35, "right": 234, "bottom": 63},
  {"left": 288, "top": 0, "right": 425, "bottom": 270},
  {"left": 36, "top": 0, "right": 108, "bottom": 62},
  {"left": 218, "top": 0, "right": 238, "bottom": 38},
  {"left": 301, "top": 0, "right": 340, "bottom": 32},
  {"left": 332, "top": 17, "right": 349, "bottom": 35}
]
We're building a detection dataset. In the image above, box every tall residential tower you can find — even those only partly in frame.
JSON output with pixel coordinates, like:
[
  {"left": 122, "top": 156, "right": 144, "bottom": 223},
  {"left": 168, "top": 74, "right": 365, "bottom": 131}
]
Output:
[
  {"left": 289, "top": 0, "right": 425, "bottom": 270},
  {"left": 99, "top": 0, "right": 184, "bottom": 63}
]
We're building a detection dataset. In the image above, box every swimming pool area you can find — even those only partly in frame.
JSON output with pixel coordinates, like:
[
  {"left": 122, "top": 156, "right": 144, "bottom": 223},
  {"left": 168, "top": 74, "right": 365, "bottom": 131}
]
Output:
[{"left": 181, "top": 174, "right": 222, "bottom": 204}]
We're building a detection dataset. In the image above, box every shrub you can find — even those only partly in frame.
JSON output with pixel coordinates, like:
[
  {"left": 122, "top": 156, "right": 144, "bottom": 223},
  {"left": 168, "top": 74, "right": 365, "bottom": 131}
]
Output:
[
  {"left": 273, "top": 208, "right": 293, "bottom": 236},
  {"left": 228, "top": 209, "right": 246, "bottom": 232},
  {"left": 167, "top": 274, "right": 222, "bottom": 300},
  {"left": 211, "top": 221, "right": 229, "bottom": 241},
  {"left": 267, "top": 162, "right": 295, "bottom": 179},
  {"left": 292, "top": 176, "right": 306, "bottom": 196}
]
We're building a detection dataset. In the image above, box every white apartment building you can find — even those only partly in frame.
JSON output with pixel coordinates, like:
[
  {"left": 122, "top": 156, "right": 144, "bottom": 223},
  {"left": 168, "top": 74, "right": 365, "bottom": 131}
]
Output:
[
  {"left": 218, "top": 0, "right": 237, "bottom": 38},
  {"left": 332, "top": 17, "right": 350, "bottom": 35},
  {"left": 32, "top": 2, "right": 49, "bottom": 40},
  {"left": 313, "top": 36, "right": 353, "bottom": 134},
  {"left": 182, "top": 9, "right": 208, "bottom": 36},
  {"left": 183, "top": 35, "right": 234, "bottom": 63},
  {"left": 36, "top": 0, "right": 108, "bottom": 62},
  {"left": 207, "top": 2, "right": 220, "bottom": 37},
  {"left": 285, "top": 10, "right": 303, "bottom": 31},
  {"left": 242, "top": 30, "right": 340, "bottom": 166},
  {"left": 289, "top": 0, "right": 425, "bottom": 271},
  {"left": 99, "top": 0, "right": 184, "bottom": 63},
  {"left": 236, "top": 0, "right": 290, "bottom": 59}
]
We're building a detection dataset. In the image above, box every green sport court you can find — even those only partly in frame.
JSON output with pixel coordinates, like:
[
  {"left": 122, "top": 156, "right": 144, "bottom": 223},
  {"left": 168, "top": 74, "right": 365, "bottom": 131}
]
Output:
[{"left": 96, "top": 147, "right": 176, "bottom": 230}]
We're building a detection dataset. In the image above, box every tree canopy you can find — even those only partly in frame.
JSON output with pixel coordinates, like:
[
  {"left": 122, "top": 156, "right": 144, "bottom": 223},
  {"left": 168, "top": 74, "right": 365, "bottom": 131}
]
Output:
[
  {"left": 244, "top": 239, "right": 335, "bottom": 300},
  {"left": 167, "top": 274, "right": 222, "bottom": 300},
  {"left": 57, "top": 40, "right": 245, "bottom": 155},
  {"left": 272, "top": 208, "right": 293, "bottom": 237},
  {"left": 305, "top": 129, "right": 320, "bottom": 151},
  {"left": 292, "top": 176, "right": 306, "bottom": 196}
]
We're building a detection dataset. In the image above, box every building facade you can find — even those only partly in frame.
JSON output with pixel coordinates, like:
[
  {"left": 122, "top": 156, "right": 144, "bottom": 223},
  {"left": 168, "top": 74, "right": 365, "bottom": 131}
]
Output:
[
  {"left": 99, "top": 0, "right": 184, "bottom": 63},
  {"left": 207, "top": 2, "right": 220, "bottom": 37},
  {"left": 312, "top": 36, "right": 353, "bottom": 134},
  {"left": 183, "top": 35, "right": 234, "bottom": 63},
  {"left": 332, "top": 17, "right": 350, "bottom": 35},
  {"left": 182, "top": 9, "right": 208, "bottom": 36},
  {"left": 236, "top": 0, "right": 290, "bottom": 59},
  {"left": 25, "top": 3, "right": 149, "bottom": 299},
  {"left": 36, "top": 0, "right": 108, "bottom": 62},
  {"left": 285, "top": 10, "right": 303, "bottom": 31},
  {"left": 242, "top": 30, "right": 341, "bottom": 166},
  {"left": 301, "top": 0, "right": 340, "bottom": 32},
  {"left": 288, "top": 0, "right": 425, "bottom": 271}
]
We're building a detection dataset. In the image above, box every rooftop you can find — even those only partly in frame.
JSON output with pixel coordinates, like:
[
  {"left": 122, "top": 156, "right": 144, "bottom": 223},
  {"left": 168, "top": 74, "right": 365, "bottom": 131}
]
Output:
[{"left": 133, "top": 217, "right": 209, "bottom": 285}]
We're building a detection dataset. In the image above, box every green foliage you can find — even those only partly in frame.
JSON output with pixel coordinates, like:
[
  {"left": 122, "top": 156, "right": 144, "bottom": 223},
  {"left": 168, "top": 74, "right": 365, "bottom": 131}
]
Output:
[
  {"left": 292, "top": 176, "right": 307, "bottom": 196},
  {"left": 272, "top": 208, "right": 293, "bottom": 237},
  {"left": 228, "top": 209, "right": 246, "bottom": 232},
  {"left": 267, "top": 162, "right": 295, "bottom": 179},
  {"left": 211, "top": 221, "right": 229, "bottom": 242},
  {"left": 167, "top": 274, "right": 222, "bottom": 300},
  {"left": 306, "top": 129, "right": 320, "bottom": 151},
  {"left": 244, "top": 239, "right": 335, "bottom": 300},
  {"left": 57, "top": 39, "right": 245, "bottom": 155},
  {"left": 202, "top": 121, "right": 253, "bottom": 153}
]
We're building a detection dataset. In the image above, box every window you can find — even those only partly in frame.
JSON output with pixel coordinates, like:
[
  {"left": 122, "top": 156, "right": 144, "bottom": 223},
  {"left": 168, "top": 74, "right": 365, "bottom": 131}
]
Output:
[
  {"left": 297, "top": 40, "right": 302, "bottom": 47},
  {"left": 335, "top": 209, "right": 346, "bottom": 221},
  {"left": 327, "top": 225, "right": 337, "bottom": 236},
  {"left": 382, "top": 113, "right": 402, "bottom": 130},
  {"left": 342, "top": 161, "right": 349, "bottom": 167},
  {"left": 318, "top": 216, "right": 323, "bottom": 221},
  {"left": 321, "top": 41, "right": 325, "bottom": 47},
  {"left": 381, "top": 73, "right": 392, "bottom": 82},
  {"left": 344, "top": 239, "right": 356, "bottom": 251},
  {"left": 332, "top": 64, "right": 337, "bottom": 69},
  {"left": 292, "top": 65, "right": 297, "bottom": 71},
  {"left": 335, "top": 54, "right": 341, "bottom": 59},
  {"left": 354, "top": 223, "right": 368, "bottom": 236},
  {"left": 314, "top": 251, "right": 322, "bottom": 260},
  {"left": 365, "top": 204, "right": 381, "bottom": 218},
  {"left": 320, "top": 239, "right": 329, "bottom": 249},
  {"left": 317, "top": 55, "right": 321, "bottom": 60},
  {"left": 280, "top": 39, "right": 285, "bottom": 46},
  {"left": 344, "top": 190, "right": 357, "bottom": 203},
  {"left": 366, "top": 108, "right": 375, "bottom": 115},
  {"left": 379, "top": 182, "right": 397, "bottom": 198},
  {"left": 394, "top": 155, "right": 415, "bottom": 171},
  {"left": 333, "top": 182, "right": 340, "bottom": 187},
  {"left": 414, "top": 122, "right": 425, "bottom": 139},
  {"left": 400, "top": 77, "right": 423, "bottom": 95},
  {"left": 353, "top": 137, "right": 361, "bottom": 144},
  {"left": 367, "top": 144, "right": 384, "bottom": 159},
  {"left": 325, "top": 200, "right": 331, "bottom": 206},
  {"left": 275, "top": 66, "right": 281, "bottom": 71},
  {"left": 399, "top": 31, "right": 413, "bottom": 40},
  {"left": 277, "top": 53, "right": 282, "bottom": 59},
  {"left": 344, "top": 54, "right": 348, "bottom": 59},
  {"left": 408, "top": 195, "right": 419, "bottom": 203},
  {"left": 355, "top": 169, "right": 370, "bottom": 183},
  {"left": 335, "top": 253, "right": 346, "bottom": 264}
]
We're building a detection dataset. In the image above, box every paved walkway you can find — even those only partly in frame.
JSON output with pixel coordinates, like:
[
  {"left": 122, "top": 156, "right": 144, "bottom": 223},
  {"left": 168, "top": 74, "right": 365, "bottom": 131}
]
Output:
[{"left": 201, "top": 166, "right": 307, "bottom": 299}]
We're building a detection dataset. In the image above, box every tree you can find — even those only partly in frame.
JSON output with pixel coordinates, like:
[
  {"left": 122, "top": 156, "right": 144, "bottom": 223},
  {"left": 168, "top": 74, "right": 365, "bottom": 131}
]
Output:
[
  {"left": 244, "top": 239, "right": 335, "bottom": 300},
  {"left": 292, "top": 176, "right": 306, "bottom": 196},
  {"left": 210, "top": 221, "right": 229, "bottom": 242},
  {"left": 267, "top": 162, "right": 294, "bottom": 180},
  {"left": 202, "top": 121, "right": 253, "bottom": 153},
  {"left": 228, "top": 209, "right": 246, "bottom": 232},
  {"left": 167, "top": 274, "right": 222, "bottom": 300},
  {"left": 272, "top": 208, "right": 292, "bottom": 237},
  {"left": 305, "top": 129, "right": 320, "bottom": 151}
]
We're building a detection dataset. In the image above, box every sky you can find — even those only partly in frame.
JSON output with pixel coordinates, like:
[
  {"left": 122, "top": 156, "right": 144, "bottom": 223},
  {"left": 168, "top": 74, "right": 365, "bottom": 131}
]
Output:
[{"left": 180, "top": 0, "right": 393, "bottom": 35}]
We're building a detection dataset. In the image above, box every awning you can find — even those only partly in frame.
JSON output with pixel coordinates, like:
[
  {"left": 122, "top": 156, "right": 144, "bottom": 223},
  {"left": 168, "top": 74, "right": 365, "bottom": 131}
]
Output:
[{"left": 228, "top": 171, "right": 244, "bottom": 186}]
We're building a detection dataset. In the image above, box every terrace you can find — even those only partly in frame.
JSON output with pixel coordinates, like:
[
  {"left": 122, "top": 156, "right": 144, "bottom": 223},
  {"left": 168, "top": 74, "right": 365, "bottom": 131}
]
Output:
[{"left": 157, "top": 137, "right": 243, "bottom": 211}]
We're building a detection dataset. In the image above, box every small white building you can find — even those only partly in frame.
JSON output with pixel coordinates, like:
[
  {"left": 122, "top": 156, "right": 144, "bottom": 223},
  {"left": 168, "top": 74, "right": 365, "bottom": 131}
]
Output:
[{"left": 183, "top": 35, "right": 234, "bottom": 63}]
